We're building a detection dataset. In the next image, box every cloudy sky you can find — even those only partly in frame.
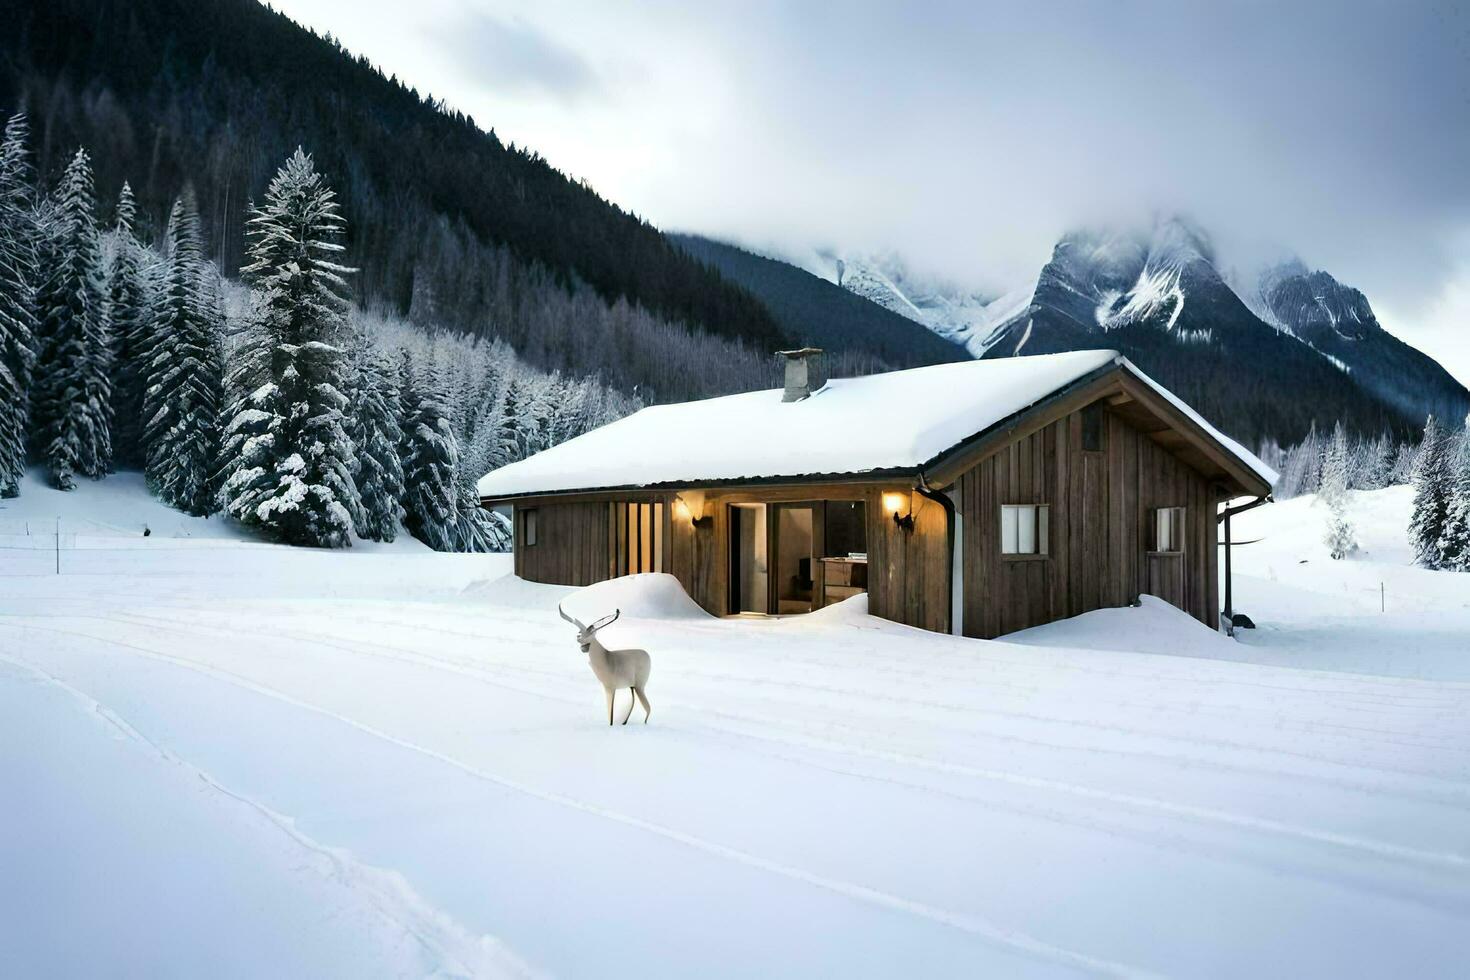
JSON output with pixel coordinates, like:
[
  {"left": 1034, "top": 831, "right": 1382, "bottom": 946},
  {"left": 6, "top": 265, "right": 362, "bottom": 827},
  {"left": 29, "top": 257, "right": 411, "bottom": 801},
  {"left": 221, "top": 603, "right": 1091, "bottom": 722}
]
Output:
[{"left": 273, "top": 0, "right": 1470, "bottom": 383}]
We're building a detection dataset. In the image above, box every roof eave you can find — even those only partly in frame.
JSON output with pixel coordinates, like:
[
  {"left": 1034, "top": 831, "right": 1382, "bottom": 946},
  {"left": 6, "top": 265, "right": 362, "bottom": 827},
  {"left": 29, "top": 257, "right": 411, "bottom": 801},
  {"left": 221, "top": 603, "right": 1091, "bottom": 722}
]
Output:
[{"left": 478, "top": 466, "right": 922, "bottom": 506}]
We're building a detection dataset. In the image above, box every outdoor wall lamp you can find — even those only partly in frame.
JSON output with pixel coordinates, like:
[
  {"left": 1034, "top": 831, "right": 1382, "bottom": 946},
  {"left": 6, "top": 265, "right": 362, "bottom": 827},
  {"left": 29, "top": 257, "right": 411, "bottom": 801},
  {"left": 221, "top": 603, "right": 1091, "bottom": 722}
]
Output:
[
  {"left": 675, "top": 494, "right": 713, "bottom": 529},
  {"left": 883, "top": 491, "right": 914, "bottom": 531}
]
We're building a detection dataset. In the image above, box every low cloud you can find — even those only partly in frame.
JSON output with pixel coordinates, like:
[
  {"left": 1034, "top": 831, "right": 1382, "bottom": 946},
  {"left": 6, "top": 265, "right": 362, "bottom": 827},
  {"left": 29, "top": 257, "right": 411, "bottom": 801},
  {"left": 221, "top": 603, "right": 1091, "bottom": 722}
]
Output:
[{"left": 429, "top": 10, "right": 597, "bottom": 103}]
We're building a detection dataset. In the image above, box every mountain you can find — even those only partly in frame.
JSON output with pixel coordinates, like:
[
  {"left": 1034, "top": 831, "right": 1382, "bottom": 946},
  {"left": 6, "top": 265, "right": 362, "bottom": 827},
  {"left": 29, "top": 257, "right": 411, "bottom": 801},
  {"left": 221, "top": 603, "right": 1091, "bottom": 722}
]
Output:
[
  {"left": 1, "top": 0, "right": 792, "bottom": 352},
  {"left": 1237, "top": 259, "right": 1467, "bottom": 426},
  {"left": 824, "top": 219, "right": 1466, "bottom": 446},
  {"left": 827, "top": 253, "right": 1032, "bottom": 359},
  {"left": 671, "top": 235, "right": 967, "bottom": 369}
]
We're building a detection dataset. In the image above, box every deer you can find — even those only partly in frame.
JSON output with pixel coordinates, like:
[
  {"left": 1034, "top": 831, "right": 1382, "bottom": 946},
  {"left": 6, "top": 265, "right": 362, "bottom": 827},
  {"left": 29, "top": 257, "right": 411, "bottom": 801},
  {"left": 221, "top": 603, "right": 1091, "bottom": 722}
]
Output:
[{"left": 558, "top": 604, "right": 652, "bottom": 726}]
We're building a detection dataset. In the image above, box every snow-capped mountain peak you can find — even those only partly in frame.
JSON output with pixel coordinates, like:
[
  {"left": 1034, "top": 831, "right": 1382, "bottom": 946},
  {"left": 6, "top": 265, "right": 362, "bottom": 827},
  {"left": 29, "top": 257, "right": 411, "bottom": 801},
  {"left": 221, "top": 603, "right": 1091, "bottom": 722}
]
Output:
[{"left": 816, "top": 214, "right": 1466, "bottom": 443}]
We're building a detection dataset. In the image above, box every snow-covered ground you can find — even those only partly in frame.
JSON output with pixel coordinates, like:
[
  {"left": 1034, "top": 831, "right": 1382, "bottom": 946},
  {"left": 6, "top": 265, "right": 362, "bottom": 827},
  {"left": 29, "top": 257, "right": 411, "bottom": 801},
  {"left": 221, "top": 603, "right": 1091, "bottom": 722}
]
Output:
[{"left": 2, "top": 476, "right": 1467, "bottom": 977}]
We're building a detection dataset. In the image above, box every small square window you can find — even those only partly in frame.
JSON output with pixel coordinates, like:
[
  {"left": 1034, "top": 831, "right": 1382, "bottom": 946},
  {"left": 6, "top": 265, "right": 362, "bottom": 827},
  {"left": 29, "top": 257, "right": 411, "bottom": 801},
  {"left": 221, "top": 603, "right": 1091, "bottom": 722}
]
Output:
[
  {"left": 522, "top": 509, "right": 538, "bottom": 547},
  {"left": 1001, "top": 504, "right": 1049, "bottom": 556},
  {"left": 1082, "top": 403, "right": 1105, "bottom": 452},
  {"left": 1153, "top": 507, "right": 1185, "bottom": 553}
]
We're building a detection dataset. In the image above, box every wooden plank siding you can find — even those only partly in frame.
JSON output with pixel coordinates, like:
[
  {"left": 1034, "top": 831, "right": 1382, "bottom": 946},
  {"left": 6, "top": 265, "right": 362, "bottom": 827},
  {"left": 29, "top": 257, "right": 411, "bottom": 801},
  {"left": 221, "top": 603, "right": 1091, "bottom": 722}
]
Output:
[
  {"left": 514, "top": 500, "right": 612, "bottom": 587},
  {"left": 955, "top": 400, "right": 1220, "bottom": 639}
]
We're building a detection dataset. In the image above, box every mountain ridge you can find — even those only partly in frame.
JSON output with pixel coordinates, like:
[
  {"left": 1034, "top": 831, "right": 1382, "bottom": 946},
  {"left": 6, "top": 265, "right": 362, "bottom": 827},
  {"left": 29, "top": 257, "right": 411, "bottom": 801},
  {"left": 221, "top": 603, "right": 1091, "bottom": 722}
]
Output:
[
  {"left": 745, "top": 219, "right": 1467, "bottom": 444},
  {"left": 670, "top": 234, "right": 968, "bottom": 369}
]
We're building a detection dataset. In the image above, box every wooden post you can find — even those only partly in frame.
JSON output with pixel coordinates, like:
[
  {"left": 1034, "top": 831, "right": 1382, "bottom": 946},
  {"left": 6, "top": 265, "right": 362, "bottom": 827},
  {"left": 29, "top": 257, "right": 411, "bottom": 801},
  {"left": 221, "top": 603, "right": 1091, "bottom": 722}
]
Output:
[
  {"left": 1222, "top": 509, "right": 1232, "bottom": 634},
  {"left": 55, "top": 516, "right": 60, "bottom": 575}
]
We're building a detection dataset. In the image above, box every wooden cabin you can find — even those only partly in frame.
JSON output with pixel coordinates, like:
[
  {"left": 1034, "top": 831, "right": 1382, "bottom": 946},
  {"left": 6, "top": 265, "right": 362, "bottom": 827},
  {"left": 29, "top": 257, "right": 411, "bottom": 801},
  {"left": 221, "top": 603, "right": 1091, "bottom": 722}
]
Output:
[{"left": 478, "top": 349, "right": 1276, "bottom": 639}]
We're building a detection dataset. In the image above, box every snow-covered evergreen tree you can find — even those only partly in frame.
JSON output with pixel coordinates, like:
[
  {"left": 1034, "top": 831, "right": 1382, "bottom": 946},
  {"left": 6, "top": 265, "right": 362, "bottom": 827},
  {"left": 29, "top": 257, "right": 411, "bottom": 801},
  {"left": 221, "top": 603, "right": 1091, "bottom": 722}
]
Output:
[
  {"left": 1390, "top": 440, "right": 1418, "bottom": 486},
  {"left": 1440, "top": 415, "right": 1470, "bottom": 572},
  {"left": 1320, "top": 421, "right": 1356, "bottom": 560},
  {"left": 1409, "top": 415, "right": 1453, "bottom": 569},
  {"left": 1359, "top": 434, "right": 1393, "bottom": 490},
  {"left": 221, "top": 149, "right": 357, "bottom": 546},
  {"left": 1276, "top": 422, "right": 1323, "bottom": 499},
  {"left": 0, "top": 111, "right": 38, "bottom": 496},
  {"left": 344, "top": 333, "right": 404, "bottom": 542},
  {"left": 143, "top": 190, "right": 224, "bottom": 515},
  {"left": 106, "top": 181, "right": 155, "bottom": 468},
  {"left": 338, "top": 305, "right": 638, "bottom": 553},
  {"left": 31, "top": 148, "right": 112, "bottom": 489},
  {"left": 399, "top": 353, "right": 458, "bottom": 550}
]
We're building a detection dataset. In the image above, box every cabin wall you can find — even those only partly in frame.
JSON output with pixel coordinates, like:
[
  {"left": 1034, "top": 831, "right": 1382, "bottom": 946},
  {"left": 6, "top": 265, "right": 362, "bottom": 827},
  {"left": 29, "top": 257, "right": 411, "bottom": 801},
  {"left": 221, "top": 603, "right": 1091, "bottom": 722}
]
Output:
[
  {"left": 513, "top": 501, "right": 613, "bottom": 587},
  {"left": 509, "top": 483, "right": 948, "bottom": 633},
  {"left": 864, "top": 488, "right": 950, "bottom": 634},
  {"left": 956, "top": 405, "right": 1219, "bottom": 639},
  {"left": 667, "top": 484, "right": 944, "bottom": 628}
]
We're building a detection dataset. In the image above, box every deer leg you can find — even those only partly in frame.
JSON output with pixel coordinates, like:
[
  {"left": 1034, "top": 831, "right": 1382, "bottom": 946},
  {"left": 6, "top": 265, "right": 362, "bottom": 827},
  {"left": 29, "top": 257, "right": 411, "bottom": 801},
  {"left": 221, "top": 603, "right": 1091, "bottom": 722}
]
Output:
[
  {"left": 606, "top": 687, "right": 614, "bottom": 727},
  {"left": 621, "top": 687, "right": 636, "bottom": 725},
  {"left": 634, "top": 686, "right": 651, "bottom": 724}
]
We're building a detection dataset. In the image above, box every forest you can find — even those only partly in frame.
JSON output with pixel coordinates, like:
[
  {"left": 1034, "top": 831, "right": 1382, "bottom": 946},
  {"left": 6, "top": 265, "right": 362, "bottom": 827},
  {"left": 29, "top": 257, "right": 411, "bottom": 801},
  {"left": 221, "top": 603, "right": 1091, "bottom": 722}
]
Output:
[
  {"left": 1258, "top": 416, "right": 1470, "bottom": 572},
  {"left": 0, "top": 112, "right": 637, "bottom": 550}
]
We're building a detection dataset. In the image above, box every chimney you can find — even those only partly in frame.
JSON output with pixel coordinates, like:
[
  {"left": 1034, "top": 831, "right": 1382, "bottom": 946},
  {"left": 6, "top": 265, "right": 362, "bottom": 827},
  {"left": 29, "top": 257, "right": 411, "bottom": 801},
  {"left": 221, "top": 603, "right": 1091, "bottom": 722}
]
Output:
[{"left": 777, "top": 347, "right": 827, "bottom": 402}]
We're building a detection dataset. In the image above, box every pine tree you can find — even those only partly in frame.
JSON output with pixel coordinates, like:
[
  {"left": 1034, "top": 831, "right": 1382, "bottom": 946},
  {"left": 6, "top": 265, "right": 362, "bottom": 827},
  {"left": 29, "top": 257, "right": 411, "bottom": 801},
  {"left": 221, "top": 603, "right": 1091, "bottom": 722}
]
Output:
[
  {"left": 143, "top": 190, "right": 224, "bottom": 515},
  {"left": 1440, "top": 416, "right": 1470, "bottom": 572},
  {"left": 448, "top": 394, "right": 509, "bottom": 553},
  {"left": 1390, "top": 441, "right": 1418, "bottom": 485},
  {"left": 345, "top": 334, "right": 404, "bottom": 542},
  {"left": 1320, "top": 420, "right": 1356, "bottom": 560},
  {"left": 106, "top": 181, "right": 154, "bottom": 468},
  {"left": 1409, "top": 415, "right": 1453, "bottom": 569},
  {"left": 399, "top": 354, "right": 458, "bottom": 550},
  {"left": 31, "top": 148, "right": 112, "bottom": 489},
  {"left": 1360, "top": 434, "right": 1393, "bottom": 490},
  {"left": 0, "top": 112, "right": 38, "bottom": 497},
  {"left": 221, "top": 149, "right": 358, "bottom": 546},
  {"left": 1276, "top": 422, "right": 1323, "bottom": 499}
]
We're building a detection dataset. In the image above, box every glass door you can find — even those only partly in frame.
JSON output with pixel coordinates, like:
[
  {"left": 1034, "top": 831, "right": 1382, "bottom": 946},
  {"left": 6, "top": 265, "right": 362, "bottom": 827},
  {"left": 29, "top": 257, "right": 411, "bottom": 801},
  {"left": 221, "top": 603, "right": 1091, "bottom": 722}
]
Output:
[
  {"left": 772, "top": 503, "right": 817, "bottom": 614},
  {"left": 728, "top": 503, "right": 768, "bottom": 614}
]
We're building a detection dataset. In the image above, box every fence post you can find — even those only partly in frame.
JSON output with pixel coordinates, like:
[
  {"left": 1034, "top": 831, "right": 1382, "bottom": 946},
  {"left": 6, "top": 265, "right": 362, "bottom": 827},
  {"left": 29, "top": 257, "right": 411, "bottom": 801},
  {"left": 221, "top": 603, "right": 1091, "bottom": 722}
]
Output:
[
  {"left": 55, "top": 516, "right": 60, "bottom": 575},
  {"left": 1380, "top": 581, "right": 1384, "bottom": 613}
]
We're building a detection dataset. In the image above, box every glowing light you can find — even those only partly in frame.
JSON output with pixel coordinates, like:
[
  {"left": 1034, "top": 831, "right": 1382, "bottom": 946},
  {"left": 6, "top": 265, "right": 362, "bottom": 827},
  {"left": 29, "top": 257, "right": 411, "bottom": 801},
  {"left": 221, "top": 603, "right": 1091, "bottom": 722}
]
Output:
[{"left": 882, "top": 492, "right": 907, "bottom": 514}]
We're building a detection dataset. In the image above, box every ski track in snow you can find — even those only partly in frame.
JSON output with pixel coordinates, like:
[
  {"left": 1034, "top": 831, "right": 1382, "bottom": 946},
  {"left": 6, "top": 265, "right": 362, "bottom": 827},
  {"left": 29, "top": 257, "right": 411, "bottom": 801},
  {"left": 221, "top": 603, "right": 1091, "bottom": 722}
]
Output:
[{"left": 0, "top": 650, "right": 533, "bottom": 980}]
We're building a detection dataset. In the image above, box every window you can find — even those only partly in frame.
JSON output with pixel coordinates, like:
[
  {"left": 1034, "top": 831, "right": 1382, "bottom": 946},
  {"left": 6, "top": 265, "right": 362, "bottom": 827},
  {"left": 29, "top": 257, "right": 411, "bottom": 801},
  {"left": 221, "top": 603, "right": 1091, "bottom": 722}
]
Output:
[
  {"left": 1001, "top": 504, "right": 1049, "bottom": 556},
  {"left": 823, "top": 500, "right": 867, "bottom": 559},
  {"left": 522, "top": 509, "right": 538, "bottom": 547},
  {"left": 615, "top": 502, "right": 664, "bottom": 575},
  {"left": 1153, "top": 506, "right": 1186, "bottom": 553},
  {"left": 1082, "top": 403, "right": 1106, "bottom": 452}
]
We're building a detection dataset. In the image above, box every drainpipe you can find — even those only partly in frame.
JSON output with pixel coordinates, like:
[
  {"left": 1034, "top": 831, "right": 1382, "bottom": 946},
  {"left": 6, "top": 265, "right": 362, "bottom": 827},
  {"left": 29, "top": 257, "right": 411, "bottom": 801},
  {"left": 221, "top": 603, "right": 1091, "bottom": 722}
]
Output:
[
  {"left": 1217, "top": 494, "right": 1270, "bottom": 635},
  {"left": 915, "top": 474, "right": 960, "bottom": 636}
]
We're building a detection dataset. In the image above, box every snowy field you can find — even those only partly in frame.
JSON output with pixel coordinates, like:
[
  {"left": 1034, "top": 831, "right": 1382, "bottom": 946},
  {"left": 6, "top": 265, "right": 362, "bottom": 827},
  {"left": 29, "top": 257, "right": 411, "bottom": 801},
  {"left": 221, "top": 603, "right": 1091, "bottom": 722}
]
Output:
[{"left": 2, "top": 475, "right": 1468, "bottom": 978}]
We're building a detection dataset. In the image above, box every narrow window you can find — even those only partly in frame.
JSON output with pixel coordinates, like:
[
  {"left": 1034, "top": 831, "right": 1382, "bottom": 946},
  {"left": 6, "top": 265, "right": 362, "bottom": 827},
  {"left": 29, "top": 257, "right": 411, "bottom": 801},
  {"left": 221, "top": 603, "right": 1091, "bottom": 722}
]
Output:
[
  {"left": 1082, "top": 403, "right": 1105, "bottom": 452},
  {"left": 1001, "top": 504, "right": 1049, "bottom": 556},
  {"left": 523, "top": 509, "right": 538, "bottom": 548},
  {"left": 617, "top": 502, "right": 664, "bottom": 574},
  {"left": 1153, "top": 506, "right": 1185, "bottom": 553}
]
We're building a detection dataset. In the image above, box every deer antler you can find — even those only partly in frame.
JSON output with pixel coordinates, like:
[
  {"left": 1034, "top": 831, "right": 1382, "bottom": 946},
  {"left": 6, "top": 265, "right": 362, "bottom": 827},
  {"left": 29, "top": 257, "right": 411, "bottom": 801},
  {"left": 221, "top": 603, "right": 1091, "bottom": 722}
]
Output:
[
  {"left": 589, "top": 609, "right": 621, "bottom": 632},
  {"left": 557, "top": 603, "right": 586, "bottom": 631}
]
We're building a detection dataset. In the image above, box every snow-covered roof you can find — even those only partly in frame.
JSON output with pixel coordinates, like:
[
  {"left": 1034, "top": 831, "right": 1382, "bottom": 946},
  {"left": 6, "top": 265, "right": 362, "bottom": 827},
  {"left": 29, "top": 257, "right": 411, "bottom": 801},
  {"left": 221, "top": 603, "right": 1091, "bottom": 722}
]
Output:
[{"left": 478, "top": 350, "right": 1276, "bottom": 498}]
